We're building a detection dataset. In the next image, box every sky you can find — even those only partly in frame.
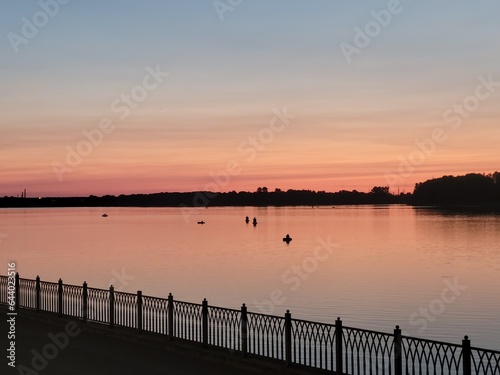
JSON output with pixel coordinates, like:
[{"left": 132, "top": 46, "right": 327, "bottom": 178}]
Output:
[{"left": 1, "top": 0, "right": 499, "bottom": 197}]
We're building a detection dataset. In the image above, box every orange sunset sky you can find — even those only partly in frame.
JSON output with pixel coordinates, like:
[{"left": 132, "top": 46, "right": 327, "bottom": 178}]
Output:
[{"left": 1, "top": 1, "right": 499, "bottom": 197}]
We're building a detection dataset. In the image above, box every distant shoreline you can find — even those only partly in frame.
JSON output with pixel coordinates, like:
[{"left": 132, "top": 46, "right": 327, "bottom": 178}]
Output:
[{"left": 0, "top": 189, "right": 410, "bottom": 208}]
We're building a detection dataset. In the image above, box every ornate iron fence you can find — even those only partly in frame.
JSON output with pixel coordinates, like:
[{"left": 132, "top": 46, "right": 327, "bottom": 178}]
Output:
[
  {"left": 247, "top": 310, "right": 286, "bottom": 360},
  {"left": 402, "top": 335, "right": 462, "bottom": 374},
  {"left": 207, "top": 304, "right": 241, "bottom": 351},
  {"left": 62, "top": 283, "right": 83, "bottom": 318},
  {"left": 343, "top": 325, "right": 394, "bottom": 375},
  {"left": 291, "top": 317, "right": 337, "bottom": 371},
  {"left": 39, "top": 279, "right": 59, "bottom": 314},
  {"left": 0, "top": 275, "right": 8, "bottom": 304},
  {"left": 142, "top": 294, "right": 169, "bottom": 335},
  {"left": 2, "top": 273, "right": 499, "bottom": 375}
]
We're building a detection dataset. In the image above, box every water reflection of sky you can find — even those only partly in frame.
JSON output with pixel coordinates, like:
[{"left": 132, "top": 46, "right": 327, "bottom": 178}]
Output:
[{"left": 1, "top": 205, "right": 499, "bottom": 349}]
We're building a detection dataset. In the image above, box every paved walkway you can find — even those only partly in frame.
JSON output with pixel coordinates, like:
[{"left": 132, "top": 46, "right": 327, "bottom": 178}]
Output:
[{"left": 1, "top": 305, "right": 324, "bottom": 375}]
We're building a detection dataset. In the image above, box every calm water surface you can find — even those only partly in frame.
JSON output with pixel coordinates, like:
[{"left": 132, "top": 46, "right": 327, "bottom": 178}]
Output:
[{"left": 1, "top": 206, "right": 499, "bottom": 349}]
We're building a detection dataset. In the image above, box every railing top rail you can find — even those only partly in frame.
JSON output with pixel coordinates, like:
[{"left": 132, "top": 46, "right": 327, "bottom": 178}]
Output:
[
  {"left": 402, "top": 334, "right": 463, "bottom": 348},
  {"left": 344, "top": 325, "right": 395, "bottom": 337},
  {"left": 471, "top": 346, "right": 500, "bottom": 354},
  {"left": 174, "top": 299, "right": 202, "bottom": 307},
  {"left": 61, "top": 283, "right": 84, "bottom": 289},
  {"left": 38, "top": 280, "right": 59, "bottom": 286},
  {"left": 142, "top": 294, "right": 168, "bottom": 301},
  {"left": 87, "top": 286, "right": 110, "bottom": 293},
  {"left": 114, "top": 290, "right": 138, "bottom": 298},
  {"left": 247, "top": 310, "right": 286, "bottom": 319},
  {"left": 291, "top": 317, "right": 336, "bottom": 327},
  {"left": 207, "top": 304, "right": 241, "bottom": 313}
]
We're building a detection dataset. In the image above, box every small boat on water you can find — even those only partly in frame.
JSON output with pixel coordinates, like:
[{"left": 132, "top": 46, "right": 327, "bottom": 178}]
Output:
[
  {"left": 102, "top": 213, "right": 108, "bottom": 217},
  {"left": 283, "top": 234, "right": 292, "bottom": 244},
  {"left": 197, "top": 221, "right": 205, "bottom": 225}
]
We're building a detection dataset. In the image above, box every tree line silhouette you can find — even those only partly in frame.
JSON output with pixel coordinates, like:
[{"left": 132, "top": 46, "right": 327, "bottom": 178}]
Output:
[
  {"left": 1, "top": 172, "right": 498, "bottom": 209},
  {"left": 412, "top": 172, "right": 500, "bottom": 207}
]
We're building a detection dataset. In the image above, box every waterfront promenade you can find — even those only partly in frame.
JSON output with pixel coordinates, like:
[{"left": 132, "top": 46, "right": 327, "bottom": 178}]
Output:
[
  {"left": 1, "top": 304, "right": 319, "bottom": 375},
  {"left": 2, "top": 274, "right": 500, "bottom": 375}
]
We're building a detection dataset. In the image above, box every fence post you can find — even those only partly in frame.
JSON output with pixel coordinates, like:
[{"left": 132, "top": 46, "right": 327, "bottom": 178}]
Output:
[
  {"left": 82, "top": 281, "right": 88, "bottom": 323},
  {"left": 285, "top": 310, "right": 292, "bottom": 366},
  {"left": 58, "top": 278, "right": 63, "bottom": 317},
  {"left": 394, "top": 325, "right": 403, "bottom": 375},
  {"left": 15, "top": 273, "right": 19, "bottom": 310},
  {"left": 35, "top": 275, "right": 40, "bottom": 313},
  {"left": 109, "top": 285, "right": 114, "bottom": 328},
  {"left": 202, "top": 298, "right": 208, "bottom": 347},
  {"left": 462, "top": 336, "right": 471, "bottom": 375},
  {"left": 336, "top": 317, "right": 343, "bottom": 375},
  {"left": 241, "top": 303, "right": 248, "bottom": 357},
  {"left": 137, "top": 291, "right": 143, "bottom": 334},
  {"left": 168, "top": 293, "right": 174, "bottom": 340}
]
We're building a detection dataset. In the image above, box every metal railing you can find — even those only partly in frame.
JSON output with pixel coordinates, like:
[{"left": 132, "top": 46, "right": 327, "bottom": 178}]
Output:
[{"left": 1, "top": 273, "right": 499, "bottom": 375}]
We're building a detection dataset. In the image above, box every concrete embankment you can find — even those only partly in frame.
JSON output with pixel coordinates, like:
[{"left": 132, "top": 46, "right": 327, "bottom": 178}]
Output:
[{"left": 1, "top": 305, "right": 329, "bottom": 375}]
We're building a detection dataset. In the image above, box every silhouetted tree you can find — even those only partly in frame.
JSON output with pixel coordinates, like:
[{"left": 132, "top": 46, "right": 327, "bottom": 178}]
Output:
[
  {"left": 370, "top": 186, "right": 390, "bottom": 194},
  {"left": 413, "top": 173, "right": 497, "bottom": 206}
]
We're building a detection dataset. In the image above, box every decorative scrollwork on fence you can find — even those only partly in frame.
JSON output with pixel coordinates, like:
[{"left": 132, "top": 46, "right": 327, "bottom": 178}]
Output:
[
  {"left": 247, "top": 312, "right": 285, "bottom": 360},
  {"left": 142, "top": 295, "right": 168, "bottom": 335},
  {"left": 291, "top": 318, "right": 336, "bottom": 371},
  {"left": 19, "top": 278, "right": 36, "bottom": 309},
  {"left": 471, "top": 346, "right": 500, "bottom": 374},
  {"left": 3, "top": 274, "right": 500, "bottom": 375},
  {"left": 174, "top": 300, "right": 202, "bottom": 342},
  {"left": 402, "top": 336, "right": 462, "bottom": 375},
  {"left": 87, "top": 287, "right": 110, "bottom": 324},
  {"left": 207, "top": 305, "right": 241, "bottom": 351},
  {"left": 0, "top": 276, "right": 6, "bottom": 304},
  {"left": 343, "top": 326, "right": 394, "bottom": 375},
  {"left": 40, "top": 281, "right": 58, "bottom": 314},
  {"left": 62, "top": 283, "right": 82, "bottom": 318},
  {"left": 114, "top": 291, "right": 138, "bottom": 329}
]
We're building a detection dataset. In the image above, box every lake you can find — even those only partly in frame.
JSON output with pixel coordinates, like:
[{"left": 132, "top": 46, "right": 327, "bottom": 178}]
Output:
[{"left": 0, "top": 205, "right": 499, "bottom": 350}]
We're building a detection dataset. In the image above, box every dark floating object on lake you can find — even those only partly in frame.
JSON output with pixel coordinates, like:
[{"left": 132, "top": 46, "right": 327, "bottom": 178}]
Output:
[
  {"left": 245, "top": 216, "right": 250, "bottom": 223},
  {"left": 283, "top": 234, "right": 292, "bottom": 244},
  {"left": 197, "top": 221, "right": 205, "bottom": 224},
  {"left": 102, "top": 213, "right": 108, "bottom": 217},
  {"left": 252, "top": 217, "right": 257, "bottom": 226}
]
